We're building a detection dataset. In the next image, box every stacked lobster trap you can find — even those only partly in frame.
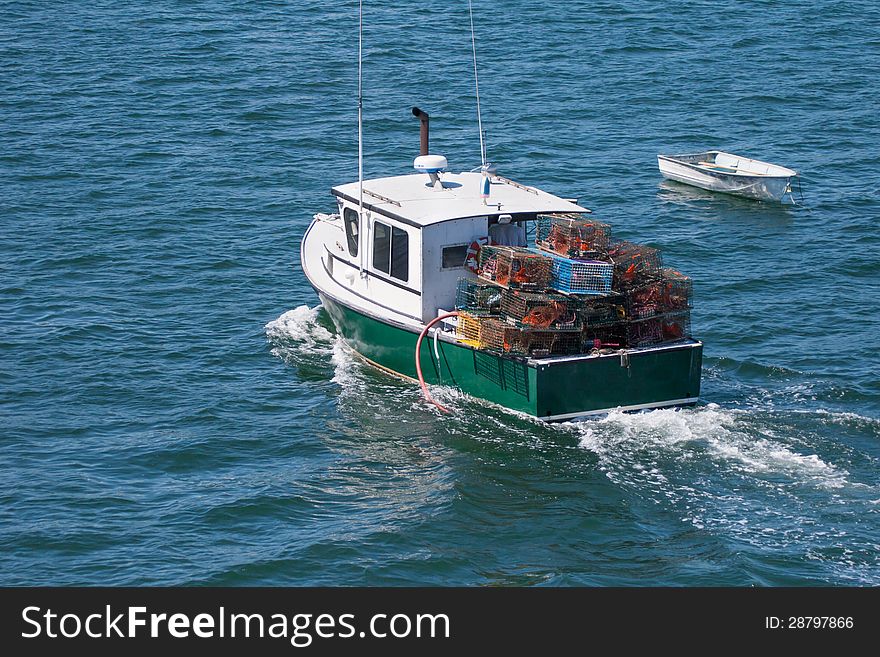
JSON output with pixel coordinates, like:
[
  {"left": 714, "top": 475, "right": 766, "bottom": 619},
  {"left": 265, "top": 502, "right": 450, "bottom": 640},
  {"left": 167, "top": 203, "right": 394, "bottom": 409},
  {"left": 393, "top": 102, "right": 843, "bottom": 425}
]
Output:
[
  {"left": 606, "top": 241, "right": 664, "bottom": 291},
  {"left": 455, "top": 213, "right": 694, "bottom": 356},
  {"left": 535, "top": 213, "right": 610, "bottom": 259},
  {"left": 477, "top": 246, "right": 552, "bottom": 290},
  {"left": 500, "top": 291, "right": 580, "bottom": 330},
  {"left": 480, "top": 319, "right": 581, "bottom": 358},
  {"left": 455, "top": 278, "right": 503, "bottom": 316}
]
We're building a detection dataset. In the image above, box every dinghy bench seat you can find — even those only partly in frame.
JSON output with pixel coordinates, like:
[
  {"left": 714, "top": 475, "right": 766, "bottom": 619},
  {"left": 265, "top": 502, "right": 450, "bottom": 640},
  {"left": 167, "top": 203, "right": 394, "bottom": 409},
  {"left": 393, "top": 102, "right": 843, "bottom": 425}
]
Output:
[{"left": 713, "top": 152, "right": 741, "bottom": 169}]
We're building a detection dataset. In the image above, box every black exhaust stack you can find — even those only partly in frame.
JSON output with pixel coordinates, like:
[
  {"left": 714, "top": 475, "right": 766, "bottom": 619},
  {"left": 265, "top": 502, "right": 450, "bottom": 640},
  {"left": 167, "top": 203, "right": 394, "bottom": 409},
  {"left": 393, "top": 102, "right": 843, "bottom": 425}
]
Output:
[{"left": 412, "top": 107, "right": 429, "bottom": 156}]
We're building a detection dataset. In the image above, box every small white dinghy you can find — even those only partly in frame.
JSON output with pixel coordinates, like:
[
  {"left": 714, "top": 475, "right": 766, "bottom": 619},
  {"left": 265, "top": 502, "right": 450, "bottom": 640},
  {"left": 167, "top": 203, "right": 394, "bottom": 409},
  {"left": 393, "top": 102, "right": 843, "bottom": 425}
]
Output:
[{"left": 657, "top": 150, "right": 798, "bottom": 202}]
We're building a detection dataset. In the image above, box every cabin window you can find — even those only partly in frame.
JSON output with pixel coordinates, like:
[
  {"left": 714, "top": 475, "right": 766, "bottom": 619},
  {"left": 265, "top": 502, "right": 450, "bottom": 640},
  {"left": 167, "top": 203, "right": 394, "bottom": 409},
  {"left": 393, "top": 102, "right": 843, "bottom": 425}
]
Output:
[
  {"left": 372, "top": 221, "right": 409, "bottom": 282},
  {"left": 343, "top": 208, "right": 359, "bottom": 257},
  {"left": 372, "top": 221, "right": 391, "bottom": 274},
  {"left": 441, "top": 244, "right": 468, "bottom": 269},
  {"left": 391, "top": 226, "right": 409, "bottom": 281}
]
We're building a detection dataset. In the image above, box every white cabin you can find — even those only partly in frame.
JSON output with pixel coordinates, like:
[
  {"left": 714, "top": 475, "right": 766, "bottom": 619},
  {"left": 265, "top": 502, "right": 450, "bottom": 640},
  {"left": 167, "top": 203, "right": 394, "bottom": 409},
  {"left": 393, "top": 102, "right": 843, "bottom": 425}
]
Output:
[{"left": 323, "top": 170, "right": 589, "bottom": 325}]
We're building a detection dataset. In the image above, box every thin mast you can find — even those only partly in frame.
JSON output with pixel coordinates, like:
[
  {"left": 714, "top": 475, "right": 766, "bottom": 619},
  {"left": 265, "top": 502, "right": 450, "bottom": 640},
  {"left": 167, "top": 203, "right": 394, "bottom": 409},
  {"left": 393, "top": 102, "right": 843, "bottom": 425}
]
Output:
[
  {"left": 357, "top": 0, "right": 365, "bottom": 272},
  {"left": 468, "top": 0, "right": 486, "bottom": 167}
]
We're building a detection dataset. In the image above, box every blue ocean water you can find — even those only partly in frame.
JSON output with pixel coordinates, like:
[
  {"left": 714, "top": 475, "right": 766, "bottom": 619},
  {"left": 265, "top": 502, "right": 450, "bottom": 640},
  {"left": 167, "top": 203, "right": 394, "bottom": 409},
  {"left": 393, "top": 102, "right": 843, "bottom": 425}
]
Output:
[{"left": 2, "top": 0, "right": 879, "bottom": 585}]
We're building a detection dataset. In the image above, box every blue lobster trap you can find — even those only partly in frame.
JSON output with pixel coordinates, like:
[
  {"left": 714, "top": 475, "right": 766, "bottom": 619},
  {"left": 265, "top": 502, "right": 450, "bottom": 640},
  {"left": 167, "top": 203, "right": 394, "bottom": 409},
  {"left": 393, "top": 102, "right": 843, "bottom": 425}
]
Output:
[{"left": 542, "top": 252, "right": 613, "bottom": 295}]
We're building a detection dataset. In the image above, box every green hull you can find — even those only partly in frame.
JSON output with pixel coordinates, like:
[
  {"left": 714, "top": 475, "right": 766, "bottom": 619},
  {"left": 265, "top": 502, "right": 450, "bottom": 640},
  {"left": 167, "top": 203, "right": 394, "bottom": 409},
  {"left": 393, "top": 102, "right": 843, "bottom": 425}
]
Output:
[{"left": 320, "top": 294, "right": 702, "bottom": 420}]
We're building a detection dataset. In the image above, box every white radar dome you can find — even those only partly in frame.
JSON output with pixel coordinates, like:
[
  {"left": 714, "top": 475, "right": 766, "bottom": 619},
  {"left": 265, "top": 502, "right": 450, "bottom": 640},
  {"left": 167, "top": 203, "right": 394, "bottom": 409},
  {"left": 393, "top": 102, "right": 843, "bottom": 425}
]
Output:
[{"left": 413, "top": 154, "right": 448, "bottom": 174}]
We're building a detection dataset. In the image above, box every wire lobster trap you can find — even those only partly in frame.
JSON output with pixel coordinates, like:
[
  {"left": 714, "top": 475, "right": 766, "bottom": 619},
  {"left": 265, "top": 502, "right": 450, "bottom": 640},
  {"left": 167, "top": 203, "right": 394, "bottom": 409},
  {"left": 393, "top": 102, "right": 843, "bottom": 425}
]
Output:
[
  {"left": 455, "top": 312, "right": 487, "bottom": 348},
  {"left": 624, "top": 315, "right": 665, "bottom": 347},
  {"left": 535, "top": 214, "right": 611, "bottom": 260},
  {"left": 606, "top": 241, "right": 663, "bottom": 290},
  {"left": 481, "top": 319, "right": 582, "bottom": 357},
  {"left": 625, "top": 280, "right": 666, "bottom": 319},
  {"left": 659, "top": 268, "right": 693, "bottom": 311},
  {"left": 624, "top": 310, "right": 692, "bottom": 347},
  {"left": 455, "top": 278, "right": 503, "bottom": 316},
  {"left": 579, "top": 298, "right": 626, "bottom": 327},
  {"left": 500, "top": 290, "right": 580, "bottom": 330},
  {"left": 478, "top": 246, "right": 552, "bottom": 291},
  {"left": 545, "top": 252, "right": 614, "bottom": 295},
  {"left": 661, "top": 310, "right": 691, "bottom": 342},
  {"left": 625, "top": 270, "right": 693, "bottom": 319},
  {"left": 582, "top": 322, "right": 626, "bottom": 349}
]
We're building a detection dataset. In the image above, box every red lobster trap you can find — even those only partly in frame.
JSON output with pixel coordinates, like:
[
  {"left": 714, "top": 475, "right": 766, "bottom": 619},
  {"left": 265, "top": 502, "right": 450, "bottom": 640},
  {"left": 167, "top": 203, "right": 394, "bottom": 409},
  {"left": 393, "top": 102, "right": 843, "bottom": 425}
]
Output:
[
  {"left": 481, "top": 319, "right": 581, "bottom": 357},
  {"left": 606, "top": 241, "right": 663, "bottom": 290},
  {"left": 659, "top": 268, "right": 693, "bottom": 311},
  {"left": 536, "top": 213, "right": 611, "bottom": 260},
  {"left": 625, "top": 270, "right": 693, "bottom": 319},
  {"left": 500, "top": 290, "right": 580, "bottom": 330},
  {"left": 624, "top": 311, "right": 692, "bottom": 347},
  {"left": 478, "top": 246, "right": 551, "bottom": 290}
]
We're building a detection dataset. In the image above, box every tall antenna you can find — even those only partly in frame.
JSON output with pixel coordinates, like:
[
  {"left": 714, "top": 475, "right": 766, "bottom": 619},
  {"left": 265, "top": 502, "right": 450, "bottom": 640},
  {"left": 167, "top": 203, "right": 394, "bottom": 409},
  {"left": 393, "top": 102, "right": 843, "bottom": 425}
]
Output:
[
  {"left": 357, "top": 0, "right": 364, "bottom": 214},
  {"left": 357, "top": 0, "right": 366, "bottom": 274},
  {"left": 468, "top": 0, "right": 486, "bottom": 167}
]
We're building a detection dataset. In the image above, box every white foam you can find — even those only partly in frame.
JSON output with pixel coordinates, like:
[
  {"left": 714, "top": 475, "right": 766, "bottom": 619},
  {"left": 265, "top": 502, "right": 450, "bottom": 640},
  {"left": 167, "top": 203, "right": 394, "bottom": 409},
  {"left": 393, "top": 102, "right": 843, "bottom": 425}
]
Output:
[
  {"left": 265, "top": 305, "right": 334, "bottom": 346},
  {"left": 566, "top": 402, "right": 880, "bottom": 580},
  {"left": 330, "top": 338, "right": 360, "bottom": 387},
  {"left": 573, "top": 404, "right": 848, "bottom": 489},
  {"left": 428, "top": 385, "right": 466, "bottom": 408},
  {"left": 265, "top": 305, "right": 334, "bottom": 358},
  {"left": 811, "top": 408, "right": 880, "bottom": 429}
]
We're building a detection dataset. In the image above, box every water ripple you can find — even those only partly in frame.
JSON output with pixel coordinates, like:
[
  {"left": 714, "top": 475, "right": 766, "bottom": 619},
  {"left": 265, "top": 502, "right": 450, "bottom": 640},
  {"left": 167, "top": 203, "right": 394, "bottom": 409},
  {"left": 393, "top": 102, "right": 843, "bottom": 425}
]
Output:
[{"left": 2, "top": 0, "right": 879, "bottom": 586}]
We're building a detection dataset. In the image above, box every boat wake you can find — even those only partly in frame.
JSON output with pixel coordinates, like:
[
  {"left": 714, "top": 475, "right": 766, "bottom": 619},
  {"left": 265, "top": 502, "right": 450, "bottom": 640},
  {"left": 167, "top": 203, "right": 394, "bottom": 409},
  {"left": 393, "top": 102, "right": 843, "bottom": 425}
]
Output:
[
  {"left": 574, "top": 404, "right": 848, "bottom": 489},
  {"left": 265, "top": 306, "right": 879, "bottom": 583},
  {"left": 570, "top": 404, "right": 880, "bottom": 583}
]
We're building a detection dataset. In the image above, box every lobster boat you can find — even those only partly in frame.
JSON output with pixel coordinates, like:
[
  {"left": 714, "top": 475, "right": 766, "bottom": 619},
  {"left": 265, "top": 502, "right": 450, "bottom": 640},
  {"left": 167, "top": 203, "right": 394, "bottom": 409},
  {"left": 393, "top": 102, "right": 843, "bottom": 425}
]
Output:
[
  {"left": 300, "top": 110, "right": 702, "bottom": 420},
  {"left": 299, "top": 2, "right": 701, "bottom": 420},
  {"left": 657, "top": 150, "right": 798, "bottom": 202}
]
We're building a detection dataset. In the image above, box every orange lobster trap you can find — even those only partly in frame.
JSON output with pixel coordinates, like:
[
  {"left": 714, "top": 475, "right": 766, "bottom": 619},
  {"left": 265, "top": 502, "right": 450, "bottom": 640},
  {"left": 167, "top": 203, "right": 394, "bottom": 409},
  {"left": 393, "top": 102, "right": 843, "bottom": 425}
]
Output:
[
  {"left": 500, "top": 290, "right": 580, "bottom": 330},
  {"left": 477, "top": 246, "right": 551, "bottom": 291},
  {"left": 606, "top": 241, "right": 663, "bottom": 290},
  {"left": 536, "top": 213, "right": 611, "bottom": 260},
  {"left": 481, "top": 318, "right": 582, "bottom": 357},
  {"left": 660, "top": 310, "right": 691, "bottom": 342},
  {"left": 625, "top": 269, "right": 693, "bottom": 319},
  {"left": 625, "top": 280, "right": 666, "bottom": 319},
  {"left": 625, "top": 315, "right": 665, "bottom": 347},
  {"left": 624, "top": 310, "right": 691, "bottom": 347},
  {"left": 659, "top": 268, "right": 693, "bottom": 311}
]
